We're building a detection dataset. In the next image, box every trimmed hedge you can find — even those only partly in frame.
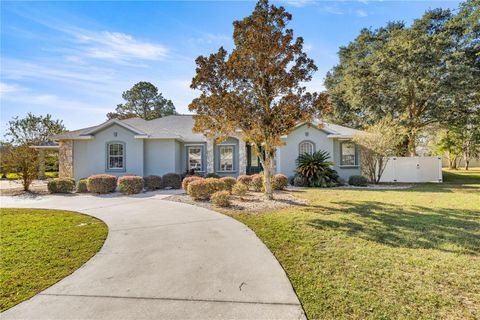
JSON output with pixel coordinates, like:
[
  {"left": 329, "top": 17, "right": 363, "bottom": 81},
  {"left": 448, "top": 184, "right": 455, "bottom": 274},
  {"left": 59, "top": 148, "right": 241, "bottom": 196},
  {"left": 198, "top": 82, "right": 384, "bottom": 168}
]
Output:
[
  {"left": 187, "top": 178, "right": 226, "bottom": 200},
  {"left": 87, "top": 174, "right": 117, "bottom": 194},
  {"left": 250, "top": 174, "right": 263, "bottom": 192},
  {"left": 220, "top": 176, "right": 237, "bottom": 192},
  {"left": 237, "top": 175, "right": 252, "bottom": 186},
  {"left": 211, "top": 191, "right": 230, "bottom": 207},
  {"left": 348, "top": 175, "right": 368, "bottom": 186},
  {"left": 48, "top": 178, "right": 75, "bottom": 193},
  {"left": 205, "top": 173, "right": 220, "bottom": 179},
  {"left": 273, "top": 174, "right": 289, "bottom": 190},
  {"left": 76, "top": 178, "right": 89, "bottom": 193},
  {"left": 162, "top": 173, "right": 182, "bottom": 189},
  {"left": 118, "top": 176, "right": 144, "bottom": 194},
  {"left": 144, "top": 175, "right": 162, "bottom": 190},
  {"left": 182, "top": 176, "right": 204, "bottom": 191},
  {"left": 232, "top": 182, "right": 248, "bottom": 196}
]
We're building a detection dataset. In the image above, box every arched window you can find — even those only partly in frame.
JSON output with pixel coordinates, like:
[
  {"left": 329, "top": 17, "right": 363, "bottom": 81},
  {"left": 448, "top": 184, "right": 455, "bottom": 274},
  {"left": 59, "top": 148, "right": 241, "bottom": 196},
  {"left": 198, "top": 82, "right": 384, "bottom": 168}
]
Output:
[
  {"left": 299, "top": 141, "right": 315, "bottom": 155},
  {"left": 107, "top": 142, "right": 125, "bottom": 170}
]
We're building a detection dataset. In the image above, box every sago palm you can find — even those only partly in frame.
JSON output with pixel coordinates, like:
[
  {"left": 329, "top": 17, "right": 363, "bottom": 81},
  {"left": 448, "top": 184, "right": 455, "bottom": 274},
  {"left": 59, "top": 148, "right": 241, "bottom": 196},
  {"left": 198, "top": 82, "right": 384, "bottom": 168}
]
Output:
[{"left": 296, "top": 150, "right": 336, "bottom": 187}]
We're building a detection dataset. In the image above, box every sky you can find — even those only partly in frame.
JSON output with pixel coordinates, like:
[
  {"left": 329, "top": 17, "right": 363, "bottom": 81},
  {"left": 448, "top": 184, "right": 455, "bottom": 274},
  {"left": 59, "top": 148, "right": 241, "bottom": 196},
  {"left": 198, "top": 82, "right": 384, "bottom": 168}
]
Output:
[{"left": 1, "top": 0, "right": 461, "bottom": 134}]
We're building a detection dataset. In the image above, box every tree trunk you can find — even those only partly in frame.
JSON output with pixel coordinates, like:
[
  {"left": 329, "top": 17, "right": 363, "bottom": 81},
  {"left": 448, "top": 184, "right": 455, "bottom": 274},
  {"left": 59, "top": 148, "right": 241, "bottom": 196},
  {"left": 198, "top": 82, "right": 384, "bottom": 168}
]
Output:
[
  {"left": 263, "top": 154, "right": 274, "bottom": 200},
  {"left": 407, "top": 131, "right": 416, "bottom": 157},
  {"left": 449, "top": 156, "right": 458, "bottom": 170},
  {"left": 465, "top": 159, "right": 470, "bottom": 171}
]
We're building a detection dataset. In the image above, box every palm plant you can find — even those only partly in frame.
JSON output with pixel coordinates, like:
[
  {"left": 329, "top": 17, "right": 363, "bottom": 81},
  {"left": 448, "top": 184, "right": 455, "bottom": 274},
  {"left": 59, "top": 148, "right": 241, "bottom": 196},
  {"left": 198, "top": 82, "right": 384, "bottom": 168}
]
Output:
[{"left": 296, "top": 150, "right": 339, "bottom": 187}]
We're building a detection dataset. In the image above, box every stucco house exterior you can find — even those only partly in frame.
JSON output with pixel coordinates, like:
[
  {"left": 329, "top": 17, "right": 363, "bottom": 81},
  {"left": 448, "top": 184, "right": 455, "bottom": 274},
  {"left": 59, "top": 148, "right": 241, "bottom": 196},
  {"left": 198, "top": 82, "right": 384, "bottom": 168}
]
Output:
[{"left": 52, "top": 115, "right": 361, "bottom": 181}]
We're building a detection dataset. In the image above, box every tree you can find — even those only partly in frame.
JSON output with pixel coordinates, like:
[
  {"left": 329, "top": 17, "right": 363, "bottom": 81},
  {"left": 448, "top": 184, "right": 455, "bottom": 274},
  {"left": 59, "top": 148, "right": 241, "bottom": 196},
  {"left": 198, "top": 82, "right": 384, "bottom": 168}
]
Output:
[
  {"left": 435, "top": 129, "right": 464, "bottom": 169},
  {"left": 107, "top": 82, "right": 176, "bottom": 120},
  {"left": 3, "top": 145, "right": 39, "bottom": 191},
  {"left": 325, "top": 5, "right": 480, "bottom": 156},
  {"left": 189, "top": 0, "right": 329, "bottom": 199},
  {"left": 352, "top": 119, "right": 405, "bottom": 183},
  {"left": 5, "top": 113, "right": 65, "bottom": 146}
]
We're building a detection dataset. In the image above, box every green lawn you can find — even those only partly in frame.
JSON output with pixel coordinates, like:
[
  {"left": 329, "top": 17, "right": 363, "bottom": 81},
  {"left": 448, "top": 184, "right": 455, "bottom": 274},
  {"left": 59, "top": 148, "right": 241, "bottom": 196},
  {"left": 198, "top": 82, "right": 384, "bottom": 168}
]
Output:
[
  {"left": 0, "top": 208, "right": 108, "bottom": 311},
  {"left": 235, "top": 169, "right": 480, "bottom": 319}
]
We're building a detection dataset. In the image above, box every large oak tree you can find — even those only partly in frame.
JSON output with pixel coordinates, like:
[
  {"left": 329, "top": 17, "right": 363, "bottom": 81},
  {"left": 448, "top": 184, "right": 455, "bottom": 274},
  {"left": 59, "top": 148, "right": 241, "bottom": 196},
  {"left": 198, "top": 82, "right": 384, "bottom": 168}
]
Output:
[{"left": 189, "top": 0, "right": 328, "bottom": 199}]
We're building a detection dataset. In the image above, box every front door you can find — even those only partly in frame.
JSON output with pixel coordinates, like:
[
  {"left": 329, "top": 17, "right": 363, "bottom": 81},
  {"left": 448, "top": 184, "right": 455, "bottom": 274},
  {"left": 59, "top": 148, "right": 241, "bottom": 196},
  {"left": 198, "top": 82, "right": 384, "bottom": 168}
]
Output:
[{"left": 246, "top": 144, "right": 263, "bottom": 175}]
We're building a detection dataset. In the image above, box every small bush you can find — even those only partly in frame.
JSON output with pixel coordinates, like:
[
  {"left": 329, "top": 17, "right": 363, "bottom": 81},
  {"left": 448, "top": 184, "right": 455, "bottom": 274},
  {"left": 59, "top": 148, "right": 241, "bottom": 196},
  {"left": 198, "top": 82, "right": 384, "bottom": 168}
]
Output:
[
  {"left": 144, "top": 175, "right": 162, "bottom": 190},
  {"left": 250, "top": 174, "right": 263, "bottom": 191},
  {"left": 211, "top": 191, "right": 230, "bottom": 207},
  {"left": 232, "top": 182, "right": 248, "bottom": 196},
  {"left": 348, "top": 175, "right": 368, "bottom": 186},
  {"left": 237, "top": 175, "right": 252, "bottom": 186},
  {"left": 48, "top": 178, "right": 75, "bottom": 193},
  {"left": 118, "top": 176, "right": 144, "bottom": 194},
  {"left": 162, "top": 173, "right": 182, "bottom": 189},
  {"left": 87, "top": 174, "right": 117, "bottom": 194},
  {"left": 76, "top": 178, "right": 89, "bottom": 193},
  {"left": 273, "top": 174, "right": 289, "bottom": 190},
  {"left": 205, "top": 173, "right": 220, "bottom": 179},
  {"left": 293, "top": 175, "right": 309, "bottom": 187},
  {"left": 182, "top": 176, "right": 204, "bottom": 191},
  {"left": 187, "top": 178, "right": 226, "bottom": 200},
  {"left": 220, "top": 176, "right": 237, "bottom": 192},
  {"left": 204, "top": 178, "right": 227, "bottom": 192}
]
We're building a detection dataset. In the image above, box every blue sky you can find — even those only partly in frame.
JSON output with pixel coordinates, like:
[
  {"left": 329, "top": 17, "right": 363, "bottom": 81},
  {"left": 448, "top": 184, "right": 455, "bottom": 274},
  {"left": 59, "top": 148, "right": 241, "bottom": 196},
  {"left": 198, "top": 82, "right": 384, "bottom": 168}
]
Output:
[{"left": 1, "top": 0, "right": 460, "bottom": 134}]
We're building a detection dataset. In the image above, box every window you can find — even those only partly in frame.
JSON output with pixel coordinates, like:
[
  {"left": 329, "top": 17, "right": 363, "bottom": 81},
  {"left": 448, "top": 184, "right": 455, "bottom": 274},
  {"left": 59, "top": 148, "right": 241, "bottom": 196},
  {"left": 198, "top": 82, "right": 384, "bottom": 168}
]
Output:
[
  {"left": 107, "top": 142, "right": 125, "bottom": 170},
  {"left": 187, "top": 146, "right": 203, "bottom": 171},
  {"left": 250, "top": 148, "right": 259, "bottom": 167},
  {"left": 341, "top": 142, "right": 356, "bottom": 166},
  {"left": 299, "top": 141, "right": 314, "bottom": 155},
  {"left": 219, "top": 146, "right": 234, "bottom": 171}
]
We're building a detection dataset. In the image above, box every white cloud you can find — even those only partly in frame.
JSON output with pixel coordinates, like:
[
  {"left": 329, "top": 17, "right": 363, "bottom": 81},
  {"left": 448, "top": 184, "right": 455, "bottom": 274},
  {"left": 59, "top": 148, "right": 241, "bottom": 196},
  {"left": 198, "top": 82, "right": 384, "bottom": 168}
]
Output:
[
  {"left": 322, "top": 5, "right": 345, "bottom": 15},
  {"left": 0, "top": 82, "right": 20, "bottom": 95},
  {"left": 283, "top": 0, "right": 315, "bottom": 8},
  {"left": 356, "top": 9, "right": 368, "bottom": 17},
  {"left": 75, "top": 31, "right": 168, "bottom": 62}
]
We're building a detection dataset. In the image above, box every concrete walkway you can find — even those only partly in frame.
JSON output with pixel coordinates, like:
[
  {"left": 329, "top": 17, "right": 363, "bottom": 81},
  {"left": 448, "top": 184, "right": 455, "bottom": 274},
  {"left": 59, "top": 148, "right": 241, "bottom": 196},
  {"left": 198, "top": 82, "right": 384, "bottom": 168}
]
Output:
[{"left": 1, "top": 192, "right": 305, "bottom": 319}]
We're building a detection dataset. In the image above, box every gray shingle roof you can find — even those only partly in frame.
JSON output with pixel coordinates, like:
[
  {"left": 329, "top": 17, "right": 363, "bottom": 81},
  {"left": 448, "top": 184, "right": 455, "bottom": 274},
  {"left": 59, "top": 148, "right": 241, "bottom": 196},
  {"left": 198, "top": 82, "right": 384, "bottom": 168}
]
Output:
[{"left": 53, "top": 115, "right": 356, "bottom": 141}]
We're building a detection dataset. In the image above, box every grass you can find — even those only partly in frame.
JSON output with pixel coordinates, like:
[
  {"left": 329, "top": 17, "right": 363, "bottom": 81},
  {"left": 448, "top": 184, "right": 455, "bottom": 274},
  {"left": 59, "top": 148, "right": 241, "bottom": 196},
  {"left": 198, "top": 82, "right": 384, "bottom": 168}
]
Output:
[
  {"left": 234, "top": 169, "right": 480, "bottom": 319},
  {"left": 0, "top": 208, "right": 108, "bottom": 311}
]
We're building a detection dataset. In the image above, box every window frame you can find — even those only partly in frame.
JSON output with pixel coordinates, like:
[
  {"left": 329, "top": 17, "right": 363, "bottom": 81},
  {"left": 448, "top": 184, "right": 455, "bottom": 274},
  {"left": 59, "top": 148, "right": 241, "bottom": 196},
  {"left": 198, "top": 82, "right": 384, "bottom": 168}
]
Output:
[
  {"left": 106, "top": 141, "right": 126, "bottom": 172},
  {"left": 186, "top": 145, "right": 204, "bottom": 172},
  {"left": 298, "top": 140, "right": 315, "bottom": 156},
  {"left": 217, "top": 144, "right": 236, "bottom": 172},
  {"left": 340, "top": 141, "right": 357, "bottom": 167}
]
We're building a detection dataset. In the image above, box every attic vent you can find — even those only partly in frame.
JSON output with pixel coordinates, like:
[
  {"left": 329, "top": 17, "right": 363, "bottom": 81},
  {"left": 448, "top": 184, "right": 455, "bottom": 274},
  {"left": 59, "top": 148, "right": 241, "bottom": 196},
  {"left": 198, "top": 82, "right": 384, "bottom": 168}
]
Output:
[
  {"left": 114, "top": 132, "right": 118, "bottom": 137},
  {"left": 305, "top": 132, "right": 309, "bottom": 137}
]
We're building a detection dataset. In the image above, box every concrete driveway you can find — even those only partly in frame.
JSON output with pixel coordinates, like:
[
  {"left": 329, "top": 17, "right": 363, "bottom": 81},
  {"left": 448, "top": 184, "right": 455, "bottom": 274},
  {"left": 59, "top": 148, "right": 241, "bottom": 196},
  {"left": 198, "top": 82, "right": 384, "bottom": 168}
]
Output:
[{"left": 1, "top": 192, "right": 305, "bottom": 319}]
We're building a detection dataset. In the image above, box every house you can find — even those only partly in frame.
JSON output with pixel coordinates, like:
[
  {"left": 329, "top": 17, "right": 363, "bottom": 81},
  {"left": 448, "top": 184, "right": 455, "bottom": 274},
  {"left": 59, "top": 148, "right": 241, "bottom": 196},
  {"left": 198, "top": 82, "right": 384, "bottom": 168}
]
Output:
[{"left": 51, "top": 115, "right": 361, "bottom": 181}]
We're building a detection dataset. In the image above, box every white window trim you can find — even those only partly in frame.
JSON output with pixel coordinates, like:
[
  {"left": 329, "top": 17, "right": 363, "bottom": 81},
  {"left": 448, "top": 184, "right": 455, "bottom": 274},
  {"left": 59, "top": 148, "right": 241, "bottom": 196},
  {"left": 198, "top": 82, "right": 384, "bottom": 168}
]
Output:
[
  {"left": 106, "top": 141, "right": 126, "bottom": 172},
  {"left": 340, "top": 141, "right": 357, "bottom": 167},
  {"left": 299, "top": 140, "right": 315, "bottom": 156},
  {"left": 217, "top": 144, "right": 236, "bottom": 172},
  {"left": 186, "top": 145, "right": 204, "bottom": 172}
]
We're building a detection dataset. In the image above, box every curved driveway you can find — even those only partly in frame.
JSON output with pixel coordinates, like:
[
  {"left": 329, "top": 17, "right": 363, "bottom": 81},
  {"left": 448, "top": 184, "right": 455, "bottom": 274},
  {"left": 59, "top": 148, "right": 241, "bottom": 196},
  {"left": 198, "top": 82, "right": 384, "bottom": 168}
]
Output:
[{"left": 1, "top": 192, "right": 305, "bottom": 319}]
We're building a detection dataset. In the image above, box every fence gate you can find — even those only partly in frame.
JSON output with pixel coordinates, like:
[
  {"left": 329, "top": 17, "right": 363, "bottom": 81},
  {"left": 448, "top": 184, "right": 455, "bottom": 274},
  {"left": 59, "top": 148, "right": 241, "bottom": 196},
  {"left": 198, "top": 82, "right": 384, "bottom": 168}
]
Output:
[{"left": 379, "top": 156, "right": 443, "bottom": 183}]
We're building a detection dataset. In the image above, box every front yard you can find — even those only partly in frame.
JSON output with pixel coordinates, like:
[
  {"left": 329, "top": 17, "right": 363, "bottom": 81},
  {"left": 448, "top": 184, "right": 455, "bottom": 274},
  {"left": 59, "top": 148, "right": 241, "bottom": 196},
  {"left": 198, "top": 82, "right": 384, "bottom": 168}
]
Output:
[
  {"left": 0, "top": 208, "right": 107, "bottom": 311},
  {"left": 233, "top": 169, "right": 480, "bottom": 319}
]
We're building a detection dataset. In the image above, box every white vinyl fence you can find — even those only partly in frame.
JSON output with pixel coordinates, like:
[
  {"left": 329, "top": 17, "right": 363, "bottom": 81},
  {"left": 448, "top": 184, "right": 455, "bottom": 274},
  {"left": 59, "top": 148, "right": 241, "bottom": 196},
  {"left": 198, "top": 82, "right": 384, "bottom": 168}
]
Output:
[{"left": 379, "top": 156, "right": 443, "bottom": 183}]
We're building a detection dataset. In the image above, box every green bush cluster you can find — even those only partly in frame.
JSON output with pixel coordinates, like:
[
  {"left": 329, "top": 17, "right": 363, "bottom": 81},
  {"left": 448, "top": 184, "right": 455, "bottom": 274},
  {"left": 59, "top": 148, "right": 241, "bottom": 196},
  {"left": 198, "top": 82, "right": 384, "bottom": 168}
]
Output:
[
  {"left": 76, "top": 178, "right": 89, "bottom": 193},
  {"left": 348, "top": 175, "right": 368, "bottom": 186},
  {"left": 87, "top": 174, "right": 117, "bottom": 194},
  {"left": 250, "top": 174, "right": 263, "bottom": 191},
  {"left": 272, "top": 174, "right": 288, "bottom": 190},
  {"left": 182, "top": 176, "right": 204, "bottom": 191},
  {"left": 220, "top": 176, "right": 237, "bottom": 192},
  {"left": 144, "top": 175, "right": 162, "bottom": 190},
  {"left": 47, "top": 178, "right": 75, "bottom": 193},
  {"left": 162, "top": 173, "right": 182, "bottom": 189},
  {"left": 237, "top": 175, "right": 252, "bottom": 186},
  {"left": 118, "top": 176, "right": 144, "bottom": 194},
  {"left": 232, "top": 182, "right": 248, "bottom": 196},
  {"left": 211, "top": 191, "right": 231, "bottom": 207},
  {"left": 186, "top": 178, "right": 227, "bottom": 200}
]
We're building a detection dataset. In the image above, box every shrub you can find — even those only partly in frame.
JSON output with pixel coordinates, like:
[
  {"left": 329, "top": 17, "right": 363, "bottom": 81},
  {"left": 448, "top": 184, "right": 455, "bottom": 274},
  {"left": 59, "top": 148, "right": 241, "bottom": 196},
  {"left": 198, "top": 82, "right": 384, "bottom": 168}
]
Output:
[
  {"left": 76, "top": 178, "right": 89, "bottom": 193},
  {"left": 48, "top": 178, "right": 75, "bottom": 193},
  {"left": 250, "top": 174, "right": 263, "bottom": 191},
  {"left": 211, "top": 191, "right": 230, "bottom": 207},
  {"left": 232, "top": 182, "right": 248, "bottom": 196},
  {"left": 220, "top": 176, "right": 237, "bottom": 192},
  {"left": 293, "top": 175, "right": 309, "bottom": 187},
  {"left": 162, "top": 173, "right": 182, "bottom": 189},
  {"left": 272, "top": 174, "right": 288, "bottom": 190},
  {"left": 296, "top": 150, "right": 339, "bottom": 187},
  {"left": 187, "top": 178, "right": 226, "bottom": 200},
  {"left": 118, "top": 176, "right": 144, "bottom": 194},
  {"left": 144, "top": 175, "right": 162, "bottom": 190},
  {"left": 237, "top": 175, "right": 252, "bottom": 186},
  {"left": 182, "top": 176, "right": 204, "bottom": 191},
  {"left": 87, "top": 174, "right": 117, "bottom": 194},
  {"left": 205, "top": 173, "right": 220, "bottom": 179},
  {"left": 348, "top": 175, "right": 368, "bottom": 186}
]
